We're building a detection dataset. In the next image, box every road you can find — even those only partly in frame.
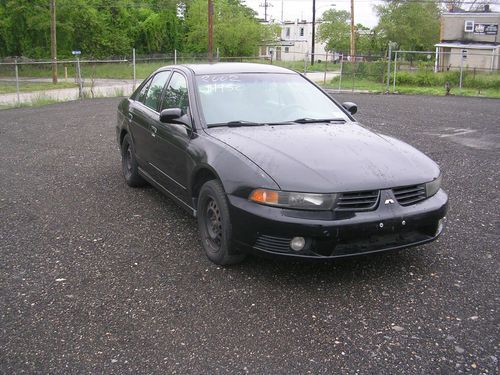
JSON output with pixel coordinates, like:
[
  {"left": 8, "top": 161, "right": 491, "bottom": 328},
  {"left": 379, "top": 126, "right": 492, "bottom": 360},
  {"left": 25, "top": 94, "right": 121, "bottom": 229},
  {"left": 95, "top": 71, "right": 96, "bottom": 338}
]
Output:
[
  {"left": 0, "top": 78, "right": 136, "bottom": 106},
  {"left": 1, "top": 95, "right": 499, "bottom": 373}
]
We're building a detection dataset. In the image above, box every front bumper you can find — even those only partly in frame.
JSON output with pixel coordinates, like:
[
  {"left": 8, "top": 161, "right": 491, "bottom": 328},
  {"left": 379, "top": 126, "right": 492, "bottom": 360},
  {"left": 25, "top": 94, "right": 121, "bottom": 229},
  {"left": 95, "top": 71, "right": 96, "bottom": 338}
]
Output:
[{"left": 228, "top": 189, "right": 448, "bottom": 259}]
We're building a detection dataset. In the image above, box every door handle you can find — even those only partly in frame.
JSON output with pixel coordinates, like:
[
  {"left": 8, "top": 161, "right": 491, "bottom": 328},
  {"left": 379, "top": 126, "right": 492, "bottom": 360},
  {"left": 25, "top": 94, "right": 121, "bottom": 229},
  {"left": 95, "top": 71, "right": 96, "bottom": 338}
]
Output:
[{"left": 151, "top": 125, "right": 157, "bottom": 137}]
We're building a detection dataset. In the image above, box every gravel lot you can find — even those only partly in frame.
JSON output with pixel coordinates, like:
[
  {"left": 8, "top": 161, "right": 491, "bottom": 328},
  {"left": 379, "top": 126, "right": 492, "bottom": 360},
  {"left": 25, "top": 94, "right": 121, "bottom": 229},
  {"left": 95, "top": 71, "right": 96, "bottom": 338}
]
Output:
[{"left": 1, "top": 94, "right": 499, "bottom": 373}]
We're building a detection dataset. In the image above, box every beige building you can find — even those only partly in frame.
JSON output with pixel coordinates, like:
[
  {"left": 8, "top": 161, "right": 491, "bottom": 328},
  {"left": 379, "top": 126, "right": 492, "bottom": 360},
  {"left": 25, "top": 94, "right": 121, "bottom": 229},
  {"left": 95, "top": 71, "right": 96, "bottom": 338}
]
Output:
[{"left": 435, "top": 9, "right": 500, "bottom": 71}]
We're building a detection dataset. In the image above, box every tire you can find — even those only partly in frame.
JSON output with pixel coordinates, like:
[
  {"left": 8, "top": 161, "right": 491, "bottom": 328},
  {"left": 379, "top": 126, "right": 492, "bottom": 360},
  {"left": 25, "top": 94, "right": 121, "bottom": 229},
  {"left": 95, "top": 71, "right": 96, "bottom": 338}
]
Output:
[
  {"left": 121, "top": 134, "right": 147, "bottom": 187},
  {"left": 197, "top": 180, "right": 246, "bottom": 265}
]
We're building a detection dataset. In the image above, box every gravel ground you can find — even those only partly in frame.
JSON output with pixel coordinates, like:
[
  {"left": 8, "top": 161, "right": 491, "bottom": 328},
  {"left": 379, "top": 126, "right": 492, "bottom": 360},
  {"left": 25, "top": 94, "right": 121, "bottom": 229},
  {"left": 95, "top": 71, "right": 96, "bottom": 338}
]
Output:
[{"left": 1, "top": 94, "right": 499, "bottom": 374}]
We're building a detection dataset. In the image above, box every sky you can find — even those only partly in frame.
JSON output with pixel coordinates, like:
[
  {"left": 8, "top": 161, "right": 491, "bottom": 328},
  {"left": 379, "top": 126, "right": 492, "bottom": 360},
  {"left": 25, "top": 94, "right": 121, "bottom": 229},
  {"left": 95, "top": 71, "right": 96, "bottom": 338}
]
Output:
[
  {"left": 243, "top": 0, "right": 500, "bottom": 28},
  {"left": 243, "top": 0, "right": 383, "bottom": 28}
]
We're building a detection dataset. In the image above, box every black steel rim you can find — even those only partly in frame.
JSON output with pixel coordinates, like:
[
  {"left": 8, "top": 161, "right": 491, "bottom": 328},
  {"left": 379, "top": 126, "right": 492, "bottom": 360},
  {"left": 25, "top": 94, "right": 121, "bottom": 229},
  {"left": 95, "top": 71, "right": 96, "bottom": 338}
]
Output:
[
  {"left": 205, "top": 198, "right": 222, "bottom": 249},
  {"left": 124, "top": 144, "right": 132, "bottom": 176}
]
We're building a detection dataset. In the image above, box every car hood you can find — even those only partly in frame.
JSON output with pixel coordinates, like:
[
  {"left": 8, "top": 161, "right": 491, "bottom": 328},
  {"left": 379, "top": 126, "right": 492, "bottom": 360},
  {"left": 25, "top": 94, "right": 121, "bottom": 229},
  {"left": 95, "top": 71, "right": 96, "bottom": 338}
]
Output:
[{"left": 207, "top": 123, "right": 440, "bottom": 192}]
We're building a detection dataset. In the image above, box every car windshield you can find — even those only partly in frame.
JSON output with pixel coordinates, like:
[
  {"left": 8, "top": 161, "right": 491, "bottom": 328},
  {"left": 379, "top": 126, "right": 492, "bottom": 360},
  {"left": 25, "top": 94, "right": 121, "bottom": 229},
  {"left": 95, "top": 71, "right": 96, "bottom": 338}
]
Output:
[{"left": 195, "top": 73, "right": 349, "bottom": 126}]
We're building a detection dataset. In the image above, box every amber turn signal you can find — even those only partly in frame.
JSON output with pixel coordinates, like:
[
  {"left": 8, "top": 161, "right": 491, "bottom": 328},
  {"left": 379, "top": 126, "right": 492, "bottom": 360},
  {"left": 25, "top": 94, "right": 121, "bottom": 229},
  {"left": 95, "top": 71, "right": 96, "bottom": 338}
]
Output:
[{"left": 249, "top": 189, "right": 279, "bottom": 204}]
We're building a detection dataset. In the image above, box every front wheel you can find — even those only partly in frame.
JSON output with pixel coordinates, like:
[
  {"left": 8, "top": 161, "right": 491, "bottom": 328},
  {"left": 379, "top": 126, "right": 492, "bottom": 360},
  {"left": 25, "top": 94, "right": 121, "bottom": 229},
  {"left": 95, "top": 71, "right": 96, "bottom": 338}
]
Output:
[{"left": 197, "top": 180, "right": 246, "bottom": 265}]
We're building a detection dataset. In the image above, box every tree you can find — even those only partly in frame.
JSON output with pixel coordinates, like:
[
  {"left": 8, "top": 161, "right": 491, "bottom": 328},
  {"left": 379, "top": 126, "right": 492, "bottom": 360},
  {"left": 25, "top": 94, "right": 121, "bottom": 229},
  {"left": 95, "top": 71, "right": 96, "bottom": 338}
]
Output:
[
  {"left": 0, "top": 0, "right": 187, "bottom": 58},
  {"left": 317, "top": 9, "right": 351, "bottom": 54},
  {"left": 0, "top": 0, "right": 51, "bottom": 58},
  {"left": 184, "top": 0, "right": 264, "bottom": 57},
  {"left": 375, "top": 0, "right": 441, "bottom": 51}
]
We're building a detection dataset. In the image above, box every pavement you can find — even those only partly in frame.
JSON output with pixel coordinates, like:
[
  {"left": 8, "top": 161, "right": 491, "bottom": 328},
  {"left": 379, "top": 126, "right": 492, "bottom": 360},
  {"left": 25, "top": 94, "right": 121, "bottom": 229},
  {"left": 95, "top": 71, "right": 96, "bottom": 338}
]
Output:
[{"left": 1, "top": 95, "right": 499, "bottom": 373}]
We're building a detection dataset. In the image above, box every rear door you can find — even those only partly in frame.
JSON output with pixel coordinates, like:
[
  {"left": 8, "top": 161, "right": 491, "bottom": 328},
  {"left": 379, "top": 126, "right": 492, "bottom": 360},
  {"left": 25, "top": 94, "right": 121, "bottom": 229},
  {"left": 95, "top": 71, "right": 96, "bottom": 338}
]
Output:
[{"left": 128, "top": 78, "right": 152, "bottom": 164}]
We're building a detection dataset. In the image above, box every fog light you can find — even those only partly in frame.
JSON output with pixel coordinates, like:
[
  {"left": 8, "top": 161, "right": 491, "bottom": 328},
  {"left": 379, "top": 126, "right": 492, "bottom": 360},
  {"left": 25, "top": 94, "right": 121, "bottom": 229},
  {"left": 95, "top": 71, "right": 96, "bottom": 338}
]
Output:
[{"left": 290, "top": 236, "right": 306, "bottom": 251}]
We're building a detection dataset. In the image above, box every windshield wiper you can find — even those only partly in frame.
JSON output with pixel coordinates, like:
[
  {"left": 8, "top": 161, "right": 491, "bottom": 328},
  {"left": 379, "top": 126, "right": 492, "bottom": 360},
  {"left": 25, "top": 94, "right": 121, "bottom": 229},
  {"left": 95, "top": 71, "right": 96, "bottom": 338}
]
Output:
[
  {"left": 209, "top": 120, "right": 266, "bottom": 128},
  {"left": 293, "top": 118, "right": 346, "bottom": 124}
]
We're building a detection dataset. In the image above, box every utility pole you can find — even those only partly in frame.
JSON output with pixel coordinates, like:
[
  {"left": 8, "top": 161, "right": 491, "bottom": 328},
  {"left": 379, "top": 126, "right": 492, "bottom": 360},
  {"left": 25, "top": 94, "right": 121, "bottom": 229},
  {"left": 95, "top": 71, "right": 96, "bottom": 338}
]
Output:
[
  {"left": 208, "top": 0, "right": 213, "bottom": 63},
  {"left": 311, "top": 0, "right": 316, "bottom": 66},
  {"left": 50, "top": 0, "right": 58, "bottom": 83},
  {"left": 350, "top": 0, "right": 355, "bottom": 63},
  {"left": 259, "top": 0, "right": 273, "bottom": 22}
]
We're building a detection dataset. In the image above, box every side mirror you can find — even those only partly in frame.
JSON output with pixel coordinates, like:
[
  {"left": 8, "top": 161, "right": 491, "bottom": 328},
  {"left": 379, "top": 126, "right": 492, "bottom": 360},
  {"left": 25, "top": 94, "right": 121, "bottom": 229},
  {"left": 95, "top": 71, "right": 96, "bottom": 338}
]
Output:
[
  {"left": 159, "top": 108, "right": 191, "bottom": 128},
  {"left": 160, "top": 108, "right": 182, "bottom": 123},
  {"left": 342, "top": 102, "right": 358, "bottom": 115}
]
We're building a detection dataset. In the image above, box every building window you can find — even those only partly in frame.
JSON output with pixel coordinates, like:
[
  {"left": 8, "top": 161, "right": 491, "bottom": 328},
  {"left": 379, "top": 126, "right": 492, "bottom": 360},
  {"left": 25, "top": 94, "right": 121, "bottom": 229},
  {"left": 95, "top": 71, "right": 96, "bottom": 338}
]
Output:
[
  {"left": 464, "top": 20, "right": 474, "bottom": 32},
  {"left": 285, "top": 27, "right": 290, "bottom": 38},
  {"left": 285, "top": 47, "right": 289, "bottom": 53},
  {"left": 300, "top": 27, "right": 304, "bottom": 37}
]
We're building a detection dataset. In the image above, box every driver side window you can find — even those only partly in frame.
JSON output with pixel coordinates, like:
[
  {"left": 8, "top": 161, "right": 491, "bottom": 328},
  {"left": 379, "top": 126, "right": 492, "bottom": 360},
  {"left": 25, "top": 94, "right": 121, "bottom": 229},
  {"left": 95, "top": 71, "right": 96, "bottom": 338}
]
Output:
[
  {"left": 161, "top": 72, "right": 189, "bottom": 114},
  {"left": 143, "top": 71, "right": 170, "bottom": 111}
]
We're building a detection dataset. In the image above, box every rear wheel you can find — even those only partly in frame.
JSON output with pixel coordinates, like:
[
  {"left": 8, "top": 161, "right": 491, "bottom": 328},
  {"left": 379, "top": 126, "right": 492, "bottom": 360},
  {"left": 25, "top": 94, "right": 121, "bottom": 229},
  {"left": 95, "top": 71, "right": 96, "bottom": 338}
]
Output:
[
  {"left": 197, "top": 180, "right": 246, "bottom": 265},
  {"left": 121, "top": 134, "right": 146, "bottom": 187}
]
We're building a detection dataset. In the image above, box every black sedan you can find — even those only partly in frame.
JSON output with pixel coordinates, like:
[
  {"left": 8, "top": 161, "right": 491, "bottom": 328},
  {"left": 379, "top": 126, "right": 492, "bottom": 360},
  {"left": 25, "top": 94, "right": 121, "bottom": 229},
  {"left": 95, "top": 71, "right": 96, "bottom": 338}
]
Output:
[{"left": 116, "top": 63, "right": 448, "bottom": 265}]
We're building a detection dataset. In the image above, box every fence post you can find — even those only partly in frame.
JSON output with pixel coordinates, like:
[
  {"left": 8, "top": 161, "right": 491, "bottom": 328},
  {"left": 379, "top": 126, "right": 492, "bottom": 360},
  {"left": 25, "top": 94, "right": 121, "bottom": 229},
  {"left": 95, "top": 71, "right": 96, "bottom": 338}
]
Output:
[
  {"left": 14, "top": 58, "right": 20, "bottom": 106},
  {"left": 76, "top": 57, "right": 83, "bottom": 99},
  {"left": 132, "top": 48, "right": 136, "bottom": 90},
  {"left": 323, "top": 54, "right": 328, "bottom": 85},
  {"left": 386, "top": 43, "right": 392, "bottom": 93},
  {"left": 459, "top": 50, "right": 464, "bottom": 95},
  {"left": 303, "top": 52, "right": 308, "bottom": 74},
  {"left": 434, "top": 47, "right": 439, "bottom": 73},
  {"left": 351, "top": 60, "right": 355, "bottom": 92},
  {"left": 338, "top": 53, "right": 343, "bottom": 91},
  {"left": 132, "top": 48, "right": 137, "bottom": 90},
  {"left": 174, "top": 49, "right": 177, "bottom": 65},
  {"left": 392, "top": 51, "right": 398, "bottom": 93}
]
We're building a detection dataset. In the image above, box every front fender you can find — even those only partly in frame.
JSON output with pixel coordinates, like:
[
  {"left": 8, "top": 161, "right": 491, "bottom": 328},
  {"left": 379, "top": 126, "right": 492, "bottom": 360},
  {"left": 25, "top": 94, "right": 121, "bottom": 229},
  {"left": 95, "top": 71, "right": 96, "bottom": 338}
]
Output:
[{"left": 189, "top": 133, "right": 280, "bottom": 199}]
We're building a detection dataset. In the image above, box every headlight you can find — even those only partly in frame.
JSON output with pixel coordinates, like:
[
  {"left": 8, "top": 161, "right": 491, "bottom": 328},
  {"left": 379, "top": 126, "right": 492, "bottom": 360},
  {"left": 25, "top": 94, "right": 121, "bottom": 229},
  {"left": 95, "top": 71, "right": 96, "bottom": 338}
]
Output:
[
  {"left": 249, "top": 189, "right": 337, "bottom": 210},
  {"left": 425, "top": 174, "right": 442, "bottom": 198}
]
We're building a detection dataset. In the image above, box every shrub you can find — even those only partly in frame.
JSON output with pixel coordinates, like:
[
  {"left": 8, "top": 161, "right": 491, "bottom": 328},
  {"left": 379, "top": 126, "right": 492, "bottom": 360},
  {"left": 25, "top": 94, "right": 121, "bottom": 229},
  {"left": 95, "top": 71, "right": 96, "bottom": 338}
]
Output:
[{"left": 395, "top": 70, "right": 500, "bottom": 90}]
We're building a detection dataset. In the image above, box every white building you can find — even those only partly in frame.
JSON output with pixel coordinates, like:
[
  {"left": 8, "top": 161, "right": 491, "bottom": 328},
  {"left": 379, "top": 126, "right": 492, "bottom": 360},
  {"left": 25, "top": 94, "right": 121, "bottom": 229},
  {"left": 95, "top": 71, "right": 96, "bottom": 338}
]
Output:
[{"left": 260, "top": 20, "right": 332, "bottom": 62}]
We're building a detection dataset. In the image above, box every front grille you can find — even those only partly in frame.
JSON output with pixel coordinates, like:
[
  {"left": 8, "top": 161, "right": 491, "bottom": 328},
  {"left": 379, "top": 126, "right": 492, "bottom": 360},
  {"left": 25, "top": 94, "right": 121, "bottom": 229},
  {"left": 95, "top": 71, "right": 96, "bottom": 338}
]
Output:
[
  {"left": 392, "top": 184, "right": 426, "bottom": 206},
  {"left": 335, "top": 190, "right": 379, "bottom": 211},
  {"left": 254, "top": 235, "right": 291, "bottom": 253}
]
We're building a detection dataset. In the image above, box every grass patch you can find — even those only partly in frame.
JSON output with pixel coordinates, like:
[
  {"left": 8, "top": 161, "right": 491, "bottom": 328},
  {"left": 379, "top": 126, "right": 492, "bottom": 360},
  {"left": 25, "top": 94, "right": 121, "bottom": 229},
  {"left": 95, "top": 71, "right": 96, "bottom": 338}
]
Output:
[
  {"left": 324, "top": 78, "right": 387, "bottom": 92},
  {"left": 324, "top": 75, "right": 500, "bottom": 98},
  {"left": 0, "top": 59, "right": 341, "bottom": 81},
  {"left": 0, "top": 81, "right": 76, "bottom": 94}
]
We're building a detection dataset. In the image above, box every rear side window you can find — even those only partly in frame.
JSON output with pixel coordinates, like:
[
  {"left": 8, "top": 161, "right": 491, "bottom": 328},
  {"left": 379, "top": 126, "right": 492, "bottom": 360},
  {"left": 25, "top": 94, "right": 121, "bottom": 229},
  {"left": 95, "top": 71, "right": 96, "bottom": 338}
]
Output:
[
  {"left": 161, "top": 72, "right": 189, "bottom": 114},
  {"left": 143, "top": 71, "right": 171, "bottom": 111}
]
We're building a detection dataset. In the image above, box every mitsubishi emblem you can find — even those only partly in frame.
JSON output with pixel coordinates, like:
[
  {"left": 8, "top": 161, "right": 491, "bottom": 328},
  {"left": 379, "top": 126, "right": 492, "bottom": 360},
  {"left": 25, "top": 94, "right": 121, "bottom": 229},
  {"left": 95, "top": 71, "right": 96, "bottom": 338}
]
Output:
[{"left": 384, "top": 198, "right": 395, "bottom": 205}]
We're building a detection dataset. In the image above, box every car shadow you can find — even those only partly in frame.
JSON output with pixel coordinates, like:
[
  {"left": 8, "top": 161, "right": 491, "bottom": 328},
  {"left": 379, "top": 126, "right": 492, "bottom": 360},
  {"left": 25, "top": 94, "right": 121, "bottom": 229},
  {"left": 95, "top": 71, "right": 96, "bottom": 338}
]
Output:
[
  {"left": 229, "top": 246, "right": 436, "bottom": 286},
  {"left": 130, "top": 182, "right": 438, "bottom": 287}
]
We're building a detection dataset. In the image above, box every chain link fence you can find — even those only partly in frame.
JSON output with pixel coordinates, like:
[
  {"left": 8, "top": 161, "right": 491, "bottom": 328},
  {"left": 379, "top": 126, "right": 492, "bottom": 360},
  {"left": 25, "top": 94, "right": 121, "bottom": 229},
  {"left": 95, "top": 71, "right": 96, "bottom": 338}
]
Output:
[
  {"left": 1, "top": 48, "right": 499, "bottom": 107},
  {"left": 0, "top": 50, "right": 342, "bottom": 107}
]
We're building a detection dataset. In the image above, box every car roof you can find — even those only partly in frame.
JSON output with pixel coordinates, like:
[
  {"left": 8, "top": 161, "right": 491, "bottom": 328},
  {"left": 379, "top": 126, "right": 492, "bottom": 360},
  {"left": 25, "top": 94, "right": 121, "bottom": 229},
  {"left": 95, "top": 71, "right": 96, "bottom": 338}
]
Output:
[{"left": 174, "top": 62, "right": 297, "bottom": 75}]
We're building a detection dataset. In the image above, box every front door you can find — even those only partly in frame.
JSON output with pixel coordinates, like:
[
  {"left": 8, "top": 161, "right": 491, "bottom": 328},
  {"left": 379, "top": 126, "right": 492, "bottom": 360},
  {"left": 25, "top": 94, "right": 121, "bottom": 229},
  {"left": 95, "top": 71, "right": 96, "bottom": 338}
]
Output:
[
  {"left": 131, "top": 70, "right": 171, "bottom": 173},
  {"left": 148, "top": 71, "right": 192, "bottom": 203}
]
